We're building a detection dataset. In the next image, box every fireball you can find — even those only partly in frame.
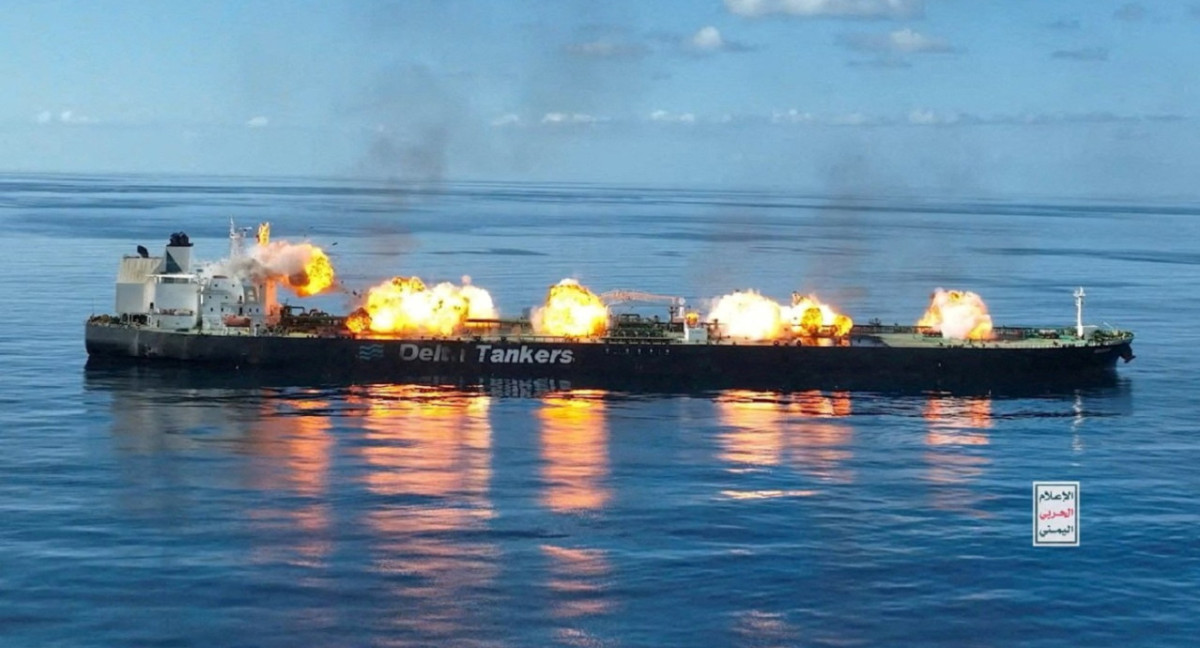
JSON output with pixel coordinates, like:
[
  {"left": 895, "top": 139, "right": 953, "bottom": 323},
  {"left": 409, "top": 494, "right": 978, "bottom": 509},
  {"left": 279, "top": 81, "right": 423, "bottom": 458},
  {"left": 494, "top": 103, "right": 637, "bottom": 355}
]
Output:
[
  {"left": 918, "top": 288, "right": 993, "bottom": 340},
  {"left": 249, "top": 238, "right": 336, "bottom": 297},
  {"left": 786, "top": 293, "right": 854, "bottom": 337},
  {"left": 214, "top": 221, "right": 338, "bottom": 298},
  {"left": 348, "top": 276, "right": 497, "bottom": 336},
  {"left": 707, "top": 291, "right": 785, "bottom": 340},
  {"left": 532, "top": 279, "right": 609, "bottom": 337},
  {"left": 286, "top": 246, "right": 334, "bottom": 297},
  {"left": 707, "top": 290, "right": 852, "bottom": 340}
]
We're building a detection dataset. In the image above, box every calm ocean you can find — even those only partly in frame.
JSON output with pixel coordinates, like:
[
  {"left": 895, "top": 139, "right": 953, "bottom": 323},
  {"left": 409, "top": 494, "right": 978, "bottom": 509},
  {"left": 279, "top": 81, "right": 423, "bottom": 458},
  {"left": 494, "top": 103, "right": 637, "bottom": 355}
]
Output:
[{"left": 1, "top": 174, "right": 1196, "bottom": 647}]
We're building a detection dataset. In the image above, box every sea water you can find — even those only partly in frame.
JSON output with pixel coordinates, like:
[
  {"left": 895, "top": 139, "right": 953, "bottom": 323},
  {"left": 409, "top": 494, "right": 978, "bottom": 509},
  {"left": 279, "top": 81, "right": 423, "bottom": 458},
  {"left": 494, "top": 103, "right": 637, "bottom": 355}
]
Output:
[{"left": 0, "top": 174, "right": 1196, "bottom": 647}]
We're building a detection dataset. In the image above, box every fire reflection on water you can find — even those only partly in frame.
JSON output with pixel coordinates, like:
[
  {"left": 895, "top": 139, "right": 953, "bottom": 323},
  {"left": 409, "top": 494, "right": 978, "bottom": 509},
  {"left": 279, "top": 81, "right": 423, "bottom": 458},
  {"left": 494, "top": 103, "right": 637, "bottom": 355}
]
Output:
[
  {"left": 538, "top": 390, "right": 615, "bottom": 642},
  {"left": 922, "top": 395, "right": 993, "bottom": 517},
  {"left": 352, "top": 384, "right": 498, "bottom": 642},
  {"left": 716, "top": 390, "right": 854, "bottom": 485},
  {"left": 246, "top": 392, "right": 335, "bottom": 569},
  {"left": 542, "top": 544, "right": 614, "bottom": 619},
  {"left": 538, "top": 390, "right": 610, "bottom": 513}
]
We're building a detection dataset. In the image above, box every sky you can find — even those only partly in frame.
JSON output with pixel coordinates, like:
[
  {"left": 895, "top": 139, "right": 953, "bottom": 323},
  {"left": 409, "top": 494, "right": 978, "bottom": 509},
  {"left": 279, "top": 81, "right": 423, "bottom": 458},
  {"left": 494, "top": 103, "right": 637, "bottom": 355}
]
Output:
[{"left": 2, "top": 0, "right": 1199, "bottom": 197}]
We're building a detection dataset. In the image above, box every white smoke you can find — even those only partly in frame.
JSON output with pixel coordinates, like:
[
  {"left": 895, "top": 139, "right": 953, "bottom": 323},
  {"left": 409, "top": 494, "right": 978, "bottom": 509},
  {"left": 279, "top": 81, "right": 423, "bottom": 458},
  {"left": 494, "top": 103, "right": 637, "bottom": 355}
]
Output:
[
  {"left": 922, "top": 288, "right": 993, "bottom": 340},
  {"left": 207, "top": 241, "right": 323, "bottom": 286},
  {"left": 706, "top": 290, "right": 784, "bottom": 340},
  {"left": 459, "top": 276, "right": 498, "bottom": 319}
]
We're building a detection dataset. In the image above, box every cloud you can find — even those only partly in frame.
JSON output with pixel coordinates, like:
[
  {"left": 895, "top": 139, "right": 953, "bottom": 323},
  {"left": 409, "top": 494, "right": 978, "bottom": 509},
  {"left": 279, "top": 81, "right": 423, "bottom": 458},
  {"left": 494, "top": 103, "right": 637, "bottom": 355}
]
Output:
[
  {"left": 491, "top": 113, "right": 522, "bottom": 128},
  {"left": 763, "top": 109, "right": 1185, "bottom": 128},
  {"left": 725, "top": 0, "right": 923, "bottom": 19},
  {"left": 35, "top": 109, "right": 96, "bottom": 125},
  {"left": 59, "top": 110, "right": 95, "bottom": 124},
  {"left": 692, "top": 26, "right": 724, "bottom": 51},
  {"left": 649, "top": 109, "right": 697, "bottom": 124},
  {"left": 245, "top": 116, "right": 270, "bottom": 128},
  {"left": 769, "top": 109, "right": 887, "bottom": 126},
  {"left": 771, "top": 109, "right": 816, "bottom": 124},
  {"left": 998, "top": 112, "right": 1183, "bottom": 125},
  {"left": 541, "top": 112, "right": 604, "bottom": 125},
  {"left": 1046, "top": 18, "right": 1081, "bottom": 30},
  {"left": 564, "top": 40, "right": 648, "bottom": 59},
  {"left": 481, "top": 108, "right": 1186, "bottom": 132},
  {"left": 904, "top": 110, "right": 1183, "bottom": 127},
  {"left": 838, "top": 28, "right": 957, "bottom": 54},
  {"left": 907, "top": 109, "right": 966, "bottom": 125},
  {"left": 827, "top": 112, "right": 877, "bottom": 126},
  {"left": 565, "top": 25, "right": 754, "bottom": 61},
  {"left": 486, "top": 109, "right": 1186, "bottom": 131},
  {"left": 1113, "top": 3, "right": 1146, "bottom": 21},
  {"left": 686, "top": 26, "right": 755, "bottom": 54},
  {"left": 1050, "top": 47, "right": 1109, "bottom": 62}
]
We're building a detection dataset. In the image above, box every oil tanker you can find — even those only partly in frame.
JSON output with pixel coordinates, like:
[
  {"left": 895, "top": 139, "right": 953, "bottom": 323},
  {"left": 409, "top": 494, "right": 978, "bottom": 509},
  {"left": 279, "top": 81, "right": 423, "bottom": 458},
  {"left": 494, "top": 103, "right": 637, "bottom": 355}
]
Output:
[{"left": 84, "top": 226, "right": 1135, "bottom": 391}]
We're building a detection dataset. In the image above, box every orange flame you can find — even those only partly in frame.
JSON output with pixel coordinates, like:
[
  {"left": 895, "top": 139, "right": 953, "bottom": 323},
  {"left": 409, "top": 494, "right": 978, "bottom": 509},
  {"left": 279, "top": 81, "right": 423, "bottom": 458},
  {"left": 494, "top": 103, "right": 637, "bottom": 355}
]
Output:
[
  {"left": 788, "top": 293, "right": 854, "bottom": 337},
  {"left": 286, "top": 246, "right": 334, "bottom": 297},
  {"left": 247, "top": 222, "right": 335, "bottom": 297},
  {"left": 707, "top": 290, "right": 853, "bottom": 340},
  {"left": 918, "top": 288, "right": 993, "bottom": 340},
  {"left": 532, "top": 279, "right": 609, "bottom": 337},
  {"left": 347, "top": 276, "right": 497, "bottom": 336}
]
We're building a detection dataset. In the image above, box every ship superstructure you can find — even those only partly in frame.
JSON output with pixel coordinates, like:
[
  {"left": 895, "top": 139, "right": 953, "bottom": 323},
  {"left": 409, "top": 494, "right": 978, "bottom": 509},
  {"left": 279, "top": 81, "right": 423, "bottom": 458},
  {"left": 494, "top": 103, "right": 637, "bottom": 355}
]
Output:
[{"left": 106, "top": 224, "right": 280, "bottom": 335}]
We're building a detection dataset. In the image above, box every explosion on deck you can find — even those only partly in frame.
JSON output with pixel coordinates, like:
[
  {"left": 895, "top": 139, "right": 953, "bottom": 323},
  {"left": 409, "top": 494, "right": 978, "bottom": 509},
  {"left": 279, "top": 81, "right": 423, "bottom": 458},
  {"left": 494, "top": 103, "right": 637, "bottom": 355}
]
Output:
[
  {"left": 918, "top": 288, "right": 994, "bottom": 340},
  {"left": 706, "top": 290, "right": 853, "bottom": 341},
  {"left": 788, "top": 293, "right": 854, "bottom": 337},
  {"left": 532, "top": 279, "right": 609, "bottom": 337},
  {"left": 221, "top": 222, "right": 337, "bottom": 298},
  {"left": 706, "top": 291, "right": 783, "bottom": 340},
  {"left": 346, "top": 276, "right": 497, "bottom": 336},
  {"left": 283, "top": 247, "right": 334, "bottom": 297}
]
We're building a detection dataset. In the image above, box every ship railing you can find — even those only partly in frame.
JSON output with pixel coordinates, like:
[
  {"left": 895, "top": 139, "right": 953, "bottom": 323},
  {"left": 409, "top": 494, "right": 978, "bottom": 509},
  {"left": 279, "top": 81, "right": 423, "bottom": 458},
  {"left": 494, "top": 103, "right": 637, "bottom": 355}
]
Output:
[{"left": 851, "top": 324, "right": 1082, "bottom": 340}]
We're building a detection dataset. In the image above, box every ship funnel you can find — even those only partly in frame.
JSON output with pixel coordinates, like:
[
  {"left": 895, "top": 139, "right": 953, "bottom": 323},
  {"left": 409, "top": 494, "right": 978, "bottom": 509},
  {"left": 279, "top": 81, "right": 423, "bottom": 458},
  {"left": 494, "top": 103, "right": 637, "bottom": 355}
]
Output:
[{"left": 164, "top": 231, "right": 193, "bottom": 273}]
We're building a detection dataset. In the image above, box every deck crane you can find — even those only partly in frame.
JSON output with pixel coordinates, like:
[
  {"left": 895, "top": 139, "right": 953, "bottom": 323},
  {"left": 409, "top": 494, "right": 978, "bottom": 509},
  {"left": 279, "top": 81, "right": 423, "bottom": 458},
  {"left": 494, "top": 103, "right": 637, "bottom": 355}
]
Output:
[{"left": 599, "top": 290, "right": 687, "bottom": 323}]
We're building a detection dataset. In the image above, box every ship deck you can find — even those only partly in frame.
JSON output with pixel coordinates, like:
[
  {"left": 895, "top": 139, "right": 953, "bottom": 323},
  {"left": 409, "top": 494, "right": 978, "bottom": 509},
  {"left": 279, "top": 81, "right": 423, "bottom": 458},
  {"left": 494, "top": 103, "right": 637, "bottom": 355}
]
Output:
[{"left": 86, "top": 318, "right": 1133, "bottom": 349}]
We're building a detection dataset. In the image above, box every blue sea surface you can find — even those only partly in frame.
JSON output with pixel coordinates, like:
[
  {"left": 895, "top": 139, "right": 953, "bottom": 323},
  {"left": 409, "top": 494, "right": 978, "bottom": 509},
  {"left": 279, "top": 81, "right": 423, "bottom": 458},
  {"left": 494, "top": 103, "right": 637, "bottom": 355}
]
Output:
[{"left": 1, "top": 174, "right": 1197, "bottom": 647}]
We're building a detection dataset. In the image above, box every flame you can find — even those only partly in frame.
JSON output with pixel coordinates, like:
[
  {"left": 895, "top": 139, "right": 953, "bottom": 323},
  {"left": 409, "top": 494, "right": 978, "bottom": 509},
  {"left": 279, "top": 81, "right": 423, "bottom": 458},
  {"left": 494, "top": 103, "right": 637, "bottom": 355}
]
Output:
[
  {"left": 707, "top": 291, "right": 784, "bottom": 341},
  {"left": 347, "top": 276, "right": 497, "bottom": 336},
  {"left": 287, "top": 246, "right": 334, "bottom": 297},
  {"left": 788, "top": 293, "right": 854, "bottom": 337},
  {"left": 532, "top": 279, "right": 609, "bottom": 337},
  {"left": 224, "top": 221, "right": 335, "bottom": 297},
  {"left": 240, "top": 236, "right": 336, "bottom": 297},
  {"left": 918, "top": 288, "right": 993, "bottom": 340},
  {"left": 706, "top": 290, "right": 852, "bottom": 340}
]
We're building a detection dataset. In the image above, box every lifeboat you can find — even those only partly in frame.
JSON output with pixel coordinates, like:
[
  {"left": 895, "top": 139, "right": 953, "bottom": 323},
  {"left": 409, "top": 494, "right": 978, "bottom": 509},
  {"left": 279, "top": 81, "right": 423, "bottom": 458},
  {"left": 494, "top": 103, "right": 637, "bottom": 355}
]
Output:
[{"left": 223, "top": 315, "right": 252, "bottom": 327}]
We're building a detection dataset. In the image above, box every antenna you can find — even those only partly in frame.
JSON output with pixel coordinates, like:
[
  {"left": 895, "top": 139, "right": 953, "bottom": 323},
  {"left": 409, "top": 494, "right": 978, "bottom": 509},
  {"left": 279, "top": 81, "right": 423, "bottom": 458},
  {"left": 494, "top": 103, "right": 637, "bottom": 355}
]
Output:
[
  {"left": 1074, "top": 287, "right": 1086, "bottom": 338},
  {"left": 229, "top": 218, "right": 245, "bottom": 259}
]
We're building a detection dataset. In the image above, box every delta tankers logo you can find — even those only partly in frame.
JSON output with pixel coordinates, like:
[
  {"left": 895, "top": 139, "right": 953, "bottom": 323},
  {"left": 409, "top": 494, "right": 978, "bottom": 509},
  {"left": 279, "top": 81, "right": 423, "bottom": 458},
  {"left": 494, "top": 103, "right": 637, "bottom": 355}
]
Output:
[
  {"left": 387, "top": 343, "right": 574, "bottom": 365},
  {"left": 358, "top": 344, "right": 384, "bottom": 361}
]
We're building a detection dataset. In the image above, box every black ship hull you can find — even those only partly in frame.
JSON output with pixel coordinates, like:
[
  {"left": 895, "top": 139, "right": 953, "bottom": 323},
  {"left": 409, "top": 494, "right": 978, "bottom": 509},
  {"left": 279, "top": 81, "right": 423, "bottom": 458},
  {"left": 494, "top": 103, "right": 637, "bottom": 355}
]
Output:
[{"left": 85, "top": 323, "right": 1133, "bottom": 392}]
